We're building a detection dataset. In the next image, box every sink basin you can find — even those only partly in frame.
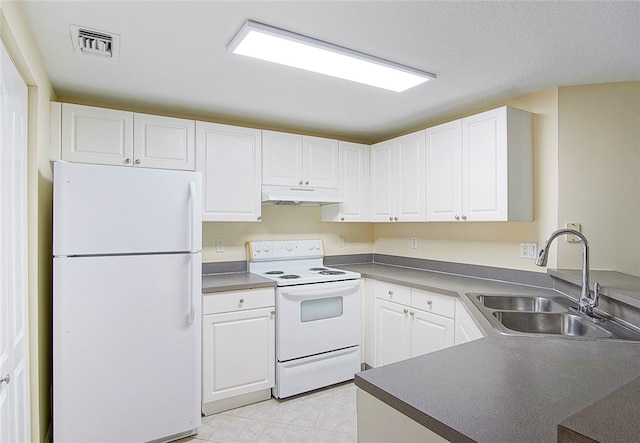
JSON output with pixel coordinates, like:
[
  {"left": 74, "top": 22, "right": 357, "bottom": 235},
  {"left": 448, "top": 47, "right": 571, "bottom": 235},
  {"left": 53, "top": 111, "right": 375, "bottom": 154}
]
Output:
[
  {"left": 477, "top": 295, "right": 567, "bottom": 313},
  {"left": 492, "top": 311, "right": 612, "bottom": 338}
]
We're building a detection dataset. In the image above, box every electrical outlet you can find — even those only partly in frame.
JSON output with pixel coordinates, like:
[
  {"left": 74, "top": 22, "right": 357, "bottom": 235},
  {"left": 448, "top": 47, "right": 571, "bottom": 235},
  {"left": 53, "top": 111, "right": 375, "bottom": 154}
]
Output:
[
  {"left": 410, "top": 237, "right": 418, "bottom": 249},
  {"left": 565, "top": 222, "right": 582, "bottom": 243},
  {"left": 338, "top": 235, "right": 345, "bottom": 248},
  {"left": 519, "top": 242, "right": 538, "bottom": 259},
  {"left": 215, "top": 238, "right": 225, "bottom": 253}
]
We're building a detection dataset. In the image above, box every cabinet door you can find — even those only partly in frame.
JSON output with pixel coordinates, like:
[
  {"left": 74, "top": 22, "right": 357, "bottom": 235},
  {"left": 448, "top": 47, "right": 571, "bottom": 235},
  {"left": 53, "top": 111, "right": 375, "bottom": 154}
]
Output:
[
  {"left": 370, "top": 140, "right": 395, "bottom": 222},
  {"left": 61, "top": 103, "right": 133, "bottom": 166},
  {"left": 454, "top": 299, "right": 484, "bottom": 345},
  {"left": 410, "top": 309, "right": 455, "bottom": 358},
  {"left": 134, "top": 113, "right": 195, "bottom": 170},
  {"left": 262, "top": 130, "right": 303, "bottom": 186},
  {"left": 395, "top": 130, "right": 425, "bottom": 221},
  {"left": 425, "top": 120, "right": 463, "bottom": 221},
  {"left": 202, "top": 307, "right": 275, "bottom": 404},
  {"left": 462, "top": 107, "right": 508, "bottom": 221},
  {"left": 321, "top": 142, "right": 369, "bottom": 221},
  {"left": 196, "top": 122, "right": 262, "bottom": 222},
  {"left": 375, "top": 299, "right": 410, "bottom": 367},
  {"left": 303, "top": 136, "right": 339, "bottom": 188}
]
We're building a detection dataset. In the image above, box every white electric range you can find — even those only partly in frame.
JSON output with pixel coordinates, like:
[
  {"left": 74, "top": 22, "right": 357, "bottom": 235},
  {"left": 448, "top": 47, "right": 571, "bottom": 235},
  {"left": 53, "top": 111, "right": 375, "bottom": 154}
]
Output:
[{"left": 247, "top": 240, "right": 362, "bottom": 398}]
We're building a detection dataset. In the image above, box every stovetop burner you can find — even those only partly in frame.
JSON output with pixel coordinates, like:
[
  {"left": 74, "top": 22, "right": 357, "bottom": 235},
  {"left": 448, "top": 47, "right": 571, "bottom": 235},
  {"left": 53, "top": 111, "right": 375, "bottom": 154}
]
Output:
[
  {"left": 318, "top": 270, "right": 346, "bottom": 275},
  {"left": 265, "top": 270, "right": 285, "bottom": 275},
  {"left": 280, "top": 275, "right": 301, "bottom": 279},
  {"left": 309, "top": 267, "right": 329, "bottom": 271}
]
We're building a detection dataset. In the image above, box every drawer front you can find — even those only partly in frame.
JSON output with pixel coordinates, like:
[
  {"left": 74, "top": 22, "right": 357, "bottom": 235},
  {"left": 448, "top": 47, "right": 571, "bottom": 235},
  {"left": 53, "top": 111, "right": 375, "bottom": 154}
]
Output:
[
  {"left": 203, "top": 288, "right": 274, "bottom": 315},
  {"left": 411, "top": 289, "right": 455, "bottom": 319},
  {"left": 375, "top": 281, "right": 411, "bottom": 306}
]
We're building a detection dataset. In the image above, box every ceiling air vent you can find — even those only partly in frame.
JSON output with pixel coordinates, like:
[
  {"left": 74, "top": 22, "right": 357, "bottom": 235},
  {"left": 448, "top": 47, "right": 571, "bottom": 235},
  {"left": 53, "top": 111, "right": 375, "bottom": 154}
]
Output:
[{"left": 70, "top": 25, "right": 120, "bottom": 59}]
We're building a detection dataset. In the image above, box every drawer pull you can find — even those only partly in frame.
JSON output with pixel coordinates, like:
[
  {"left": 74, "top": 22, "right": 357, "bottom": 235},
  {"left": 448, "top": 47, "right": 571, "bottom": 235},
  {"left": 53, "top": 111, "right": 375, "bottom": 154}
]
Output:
[
  {"left": 388, "top": 291, "right": 393, "bottom": 296},
  {"left": 239, "top": 299, "right": 245, "bottom": 304},
  {"left": 403, "top": 309, "right": 408, "bottom": 314},
  {"left": 427, "top": 300, "right": 433, "bottom": 306}
]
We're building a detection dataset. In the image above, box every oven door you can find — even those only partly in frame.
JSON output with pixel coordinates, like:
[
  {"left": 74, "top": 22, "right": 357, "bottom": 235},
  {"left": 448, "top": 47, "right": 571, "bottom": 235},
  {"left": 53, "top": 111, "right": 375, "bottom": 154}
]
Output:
[{"left": 276, "top": 279, "right": 361, "bottom": 362}]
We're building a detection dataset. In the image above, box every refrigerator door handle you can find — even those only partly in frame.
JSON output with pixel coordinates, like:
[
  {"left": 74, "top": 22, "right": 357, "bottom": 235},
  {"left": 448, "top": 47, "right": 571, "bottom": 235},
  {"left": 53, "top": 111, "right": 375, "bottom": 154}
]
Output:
[
  {"left": 188, "top": 181, "right": 198, "bottom": 253},
  {"left": 188, "top": 255, "right": 196, "bottom": 324}
]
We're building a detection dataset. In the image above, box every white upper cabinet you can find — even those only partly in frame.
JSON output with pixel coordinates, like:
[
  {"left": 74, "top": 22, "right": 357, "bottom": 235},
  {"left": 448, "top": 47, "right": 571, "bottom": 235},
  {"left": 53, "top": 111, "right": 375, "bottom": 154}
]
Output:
[
  {"left": 196, "top": 122, "right": 262, "bottom": 222},
  {"left": 321, "top": 142, "right": 370, "bottom": 222},
  {"left": 425, "top": 106, "right": 533, "bottom": 222},
  {"left": 60, "top": 103, "right": 134, "bottom": 167},
  {"left": 134, "top": 113, "right": 195, "bottom": 170},
  {"left": 262, "top": 130, "right": 339, "bottom": 188},
  {"left": 371, "top": 130, "right": 426, "bottom": 222},
  {"left": 57, "top": 103, "right": 195, "bottom": 170}
]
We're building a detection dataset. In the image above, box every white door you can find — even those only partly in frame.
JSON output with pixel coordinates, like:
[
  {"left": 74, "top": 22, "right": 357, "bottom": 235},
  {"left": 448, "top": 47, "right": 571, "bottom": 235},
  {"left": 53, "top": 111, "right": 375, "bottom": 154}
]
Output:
[
  {"left": 196, "top": 122, "right": 262, "bottom": 222},
  {"left": 0, "top": 41, "right": 30, "bottom": 443},
  {"left": 374, "top": 299, "right": 410, "bottom": 367},
  {"left": 302, "top": 136, "right": 339, "bottom": 188},
  {"left": 395, "top": 130, "right": 426, "bottom": 221},
  {"left": 61, "top": 103, "right": 134, "bottom": 166},
  {"left": 425, "top": 120, "right": 463, "bottom": 221},
  {"left": 370, "top": 140, "right": 395, "bottom": 222},
  {"left": 134, "top": 113, "right": 195, "bottom": 171},
  {"left": 202, "top": 307, "right": 275, "bottom": 403},
  {"left": 54, "top": 253, "right": 201, "bottom": 443},
  {"left": 462, "top": 107, "right": 508, "bottom": 221},
  {"left": 262, "top": 130, "right": 303, "bottom": 186},
  {"left": 53, "top": 162, "right": 201, "bottom": 256},
  {"left": 410, "top": 309, "right": 455, "bottom": 358}
]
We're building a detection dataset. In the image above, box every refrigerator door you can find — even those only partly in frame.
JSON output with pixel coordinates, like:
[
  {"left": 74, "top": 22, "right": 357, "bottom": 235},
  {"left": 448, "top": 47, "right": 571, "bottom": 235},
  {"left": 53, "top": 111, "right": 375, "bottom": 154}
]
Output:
[
  {"left": 53, "top": 252, "right": 202, "bottom": 443},
  {"left": 53, "top": 161, "right": 202, "bottom": 256}
]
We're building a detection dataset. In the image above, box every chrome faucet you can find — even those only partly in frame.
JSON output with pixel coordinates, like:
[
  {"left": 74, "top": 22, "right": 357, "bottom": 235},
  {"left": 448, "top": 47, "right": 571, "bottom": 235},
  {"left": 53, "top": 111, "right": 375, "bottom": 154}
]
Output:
[{"left": 535, "top": 229, "right": 601, "bottom": 317}]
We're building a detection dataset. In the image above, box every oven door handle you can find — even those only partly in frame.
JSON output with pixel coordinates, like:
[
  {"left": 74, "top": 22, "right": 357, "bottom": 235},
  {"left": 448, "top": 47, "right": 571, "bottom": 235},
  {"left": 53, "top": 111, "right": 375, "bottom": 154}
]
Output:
[{"left": 281, "top": 282, "right": 360, "bottom": 300}]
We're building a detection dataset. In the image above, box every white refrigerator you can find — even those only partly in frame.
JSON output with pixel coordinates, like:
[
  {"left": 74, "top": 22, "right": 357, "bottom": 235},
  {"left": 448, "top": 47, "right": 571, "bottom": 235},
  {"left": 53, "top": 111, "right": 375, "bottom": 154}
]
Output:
[{"left": 53, "top": 161, "right": 202, "bottom": 443}]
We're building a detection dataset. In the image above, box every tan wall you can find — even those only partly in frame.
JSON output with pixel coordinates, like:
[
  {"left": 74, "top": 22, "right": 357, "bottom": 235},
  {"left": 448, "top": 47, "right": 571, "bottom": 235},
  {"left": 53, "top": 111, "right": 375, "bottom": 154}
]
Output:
[
  {"left": 557, "top": 82, "right": 640, "bottom": 276},
  {"left": 1, "top": 1, "right": 55, "bottom": 441},
  {"left": 203, "top": 205, "right": 373, "bottom": 262},
  {"left": 373, "top": 88, "right": 560, "bottom": 272}
]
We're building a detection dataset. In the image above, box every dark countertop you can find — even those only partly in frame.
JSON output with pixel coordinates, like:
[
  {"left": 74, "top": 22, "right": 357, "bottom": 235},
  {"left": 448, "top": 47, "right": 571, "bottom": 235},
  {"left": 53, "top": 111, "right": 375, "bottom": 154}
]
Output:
[
  {"left": 202, "top": 272, "right": 275, "bottom": 294},
  {"left": 201, "top": 261, "right": 640, "bottom": 442},
  {"left": 356, "top": 337, "right": 640, "bottom": 443}
]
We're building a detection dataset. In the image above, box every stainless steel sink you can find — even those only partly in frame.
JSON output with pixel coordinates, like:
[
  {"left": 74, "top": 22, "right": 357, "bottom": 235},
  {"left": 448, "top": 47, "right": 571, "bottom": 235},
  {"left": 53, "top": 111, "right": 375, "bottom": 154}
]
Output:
[
  {"left": 492, "top": 311, "right": 611, "bottom": 338},
  {"left": 466, "top": 292, "right": 640, "bottom": 341},
  {"left": 477, "top": 295, "right": 567, "bottom": 313}
]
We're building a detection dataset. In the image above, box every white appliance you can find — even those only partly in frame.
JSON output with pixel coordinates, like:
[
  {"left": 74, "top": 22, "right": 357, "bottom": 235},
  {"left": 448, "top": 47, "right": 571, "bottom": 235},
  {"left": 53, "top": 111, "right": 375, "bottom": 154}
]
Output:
[
  {"left": 53, "top": 162, "right": 202, "bottom": 443},
  {"left": 247, "top": 240, "right": 361, "bottom": 398}
]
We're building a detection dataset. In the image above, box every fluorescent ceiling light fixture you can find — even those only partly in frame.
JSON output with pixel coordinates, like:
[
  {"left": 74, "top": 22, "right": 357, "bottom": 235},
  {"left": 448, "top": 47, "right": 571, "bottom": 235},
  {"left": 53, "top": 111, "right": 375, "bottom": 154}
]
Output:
[{"left": 227, "top": 20, "right": 436, "bottom": 93}]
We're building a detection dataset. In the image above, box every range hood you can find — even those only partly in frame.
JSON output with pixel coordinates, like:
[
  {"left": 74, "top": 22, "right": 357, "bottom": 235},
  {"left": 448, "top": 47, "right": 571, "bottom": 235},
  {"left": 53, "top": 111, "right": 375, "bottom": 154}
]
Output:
[{"left": 261, "top": 185, "right": 344, "bottom": 206}]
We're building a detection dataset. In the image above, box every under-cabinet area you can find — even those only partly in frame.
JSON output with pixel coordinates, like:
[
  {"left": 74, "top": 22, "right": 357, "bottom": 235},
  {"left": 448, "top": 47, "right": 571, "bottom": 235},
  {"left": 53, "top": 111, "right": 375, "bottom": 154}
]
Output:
[{"left": 50, "top": 101, "right": 532, "bottom": 224}]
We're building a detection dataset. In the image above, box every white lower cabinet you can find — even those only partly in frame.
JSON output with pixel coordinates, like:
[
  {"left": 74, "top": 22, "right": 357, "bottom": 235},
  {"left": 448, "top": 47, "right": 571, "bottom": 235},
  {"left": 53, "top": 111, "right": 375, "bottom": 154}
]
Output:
[
  {"left": 454, "top": 299, "right": 484, "bottom": 345},
  {"left": 202, "top": 288, "right": 275, "bottom": 415},
  {"left": 374, "top": 283, "right": 455, "bottom": 367}
]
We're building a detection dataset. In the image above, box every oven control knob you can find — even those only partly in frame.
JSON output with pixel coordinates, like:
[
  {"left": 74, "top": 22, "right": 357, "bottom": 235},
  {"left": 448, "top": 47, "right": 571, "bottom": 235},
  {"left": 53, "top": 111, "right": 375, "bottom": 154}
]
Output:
[
  {"left": 255, "top": 245, "right": 262, "bottom": 252},
  {"left": 315, "top": 242, "right": 321, "bottom": 250},
  {"left": 286, "top": 244, "right": 293, "bottom": 251},
  {"left": 308, "top": 243, "right": 314, "bottom": 250},
  {"left": 263, "top": 245, "right": 270, "bottom": 252}
]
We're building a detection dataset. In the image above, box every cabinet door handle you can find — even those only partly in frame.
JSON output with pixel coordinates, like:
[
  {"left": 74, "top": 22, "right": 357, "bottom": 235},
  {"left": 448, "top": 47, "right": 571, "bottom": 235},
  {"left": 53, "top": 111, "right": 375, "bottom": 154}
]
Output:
[
  {"left": 299, "top": 180, "right": 304, "bottom": 185},
  {"left": 0, "top": 374, "right": 10, "bottom": 385},
  {"left": 410, "top": 311, "right": 415, "bottom": 316},
  {"left": 305, "top": 181, "right": 309, "bottom": 185},
  {"left": 389, "top": 217, "right": 393, "bottom": 221},
  {"left": 124, "top": 158, "right": 131, "bottom": 164},
  {"left": 455, "top": 215, "right": 460, "bottom": 221},
  {"left": 134, "top": 159, "right": 141, "bottom": 165},
  {"left": 271, "top": 310, "right": 276, "bottom": 316},
  {"left": 427, "top": 300, "right": 433, "bottom": 306},
  {"left": 239, "top": 299, "right": 245, "bottom": 304},
  {"left": 461, "top": 215, "right": 467, "bottom": 221},
  {"left": 394, "top": 217, "right": 398, "bottom": 221},
  {"left": 388, "top": 290, "right": 393, "bottom": 296},
  {"left": 403, "top": 309, "right": 409, "bottom": 314}
]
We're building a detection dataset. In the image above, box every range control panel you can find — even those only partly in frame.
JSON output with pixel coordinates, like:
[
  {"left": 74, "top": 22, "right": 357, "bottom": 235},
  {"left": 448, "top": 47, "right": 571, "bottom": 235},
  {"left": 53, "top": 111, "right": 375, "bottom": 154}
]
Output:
[{"left": 247, "top": 240, "right": 324, "bottom": 261}]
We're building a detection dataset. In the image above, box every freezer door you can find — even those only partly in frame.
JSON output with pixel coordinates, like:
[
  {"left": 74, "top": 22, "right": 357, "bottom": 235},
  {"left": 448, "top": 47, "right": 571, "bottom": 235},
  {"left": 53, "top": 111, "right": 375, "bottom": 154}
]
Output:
[
  {"left": 53, "top": 161, "right": 202, "bottom": 256},
  {"left": 53, "top": 253, "right": 202, "bottom": 443}
]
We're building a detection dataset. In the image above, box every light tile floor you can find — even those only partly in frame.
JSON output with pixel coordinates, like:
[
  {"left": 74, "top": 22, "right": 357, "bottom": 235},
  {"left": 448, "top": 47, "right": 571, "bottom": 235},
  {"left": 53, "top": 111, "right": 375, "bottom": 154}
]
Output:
[{"left": 180, "top": 382, "right": 357, "bottom": 443}]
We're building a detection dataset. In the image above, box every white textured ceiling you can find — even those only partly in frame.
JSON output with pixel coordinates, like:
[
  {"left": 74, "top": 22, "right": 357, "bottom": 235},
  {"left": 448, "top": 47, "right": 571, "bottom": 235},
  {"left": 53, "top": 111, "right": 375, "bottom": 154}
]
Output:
[{"left": 20, "top": 0, "right": 640, "bottom": 143}]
